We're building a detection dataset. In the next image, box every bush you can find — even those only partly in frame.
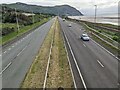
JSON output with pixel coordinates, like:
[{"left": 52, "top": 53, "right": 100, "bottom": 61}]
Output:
[
  {"left": 2, "top": 27, "right": 15, "bottom": 36},
  {"left": 98, "top": 30, "right": 102, "bottom": 33},
  {"left": 112, "top": 36, "right": 119, "bottom": 41}
]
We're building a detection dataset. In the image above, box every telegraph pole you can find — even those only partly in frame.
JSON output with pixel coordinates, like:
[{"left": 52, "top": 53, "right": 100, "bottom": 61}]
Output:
[{"left": 15, "top": 8, "right": 20, "bottom": 35}]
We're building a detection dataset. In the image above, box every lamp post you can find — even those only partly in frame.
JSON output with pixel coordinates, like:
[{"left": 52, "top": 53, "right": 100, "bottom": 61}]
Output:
[
  {"left": 94, "top": 5, "right": 97, "bottom": 23},
  {"left": 32, "top": 11, "right": 35, "bottom": 24}
]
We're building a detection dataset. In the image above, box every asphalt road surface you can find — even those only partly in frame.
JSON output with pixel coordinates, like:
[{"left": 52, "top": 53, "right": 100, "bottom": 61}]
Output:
[
  {"left": 1, "top": 18, "right": 55, "bottom": 88},
  {"left": 59, "top": 18, "right": 119, "bottom": 88}
]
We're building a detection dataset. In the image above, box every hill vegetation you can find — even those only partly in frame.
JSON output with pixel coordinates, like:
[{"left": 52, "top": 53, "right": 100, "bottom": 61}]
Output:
[
  {"left": 1, "top": 5, "right": 52, "bottom": 44},
  {"left": 2, "top": 2, "right": 83, "bottom": 16}
]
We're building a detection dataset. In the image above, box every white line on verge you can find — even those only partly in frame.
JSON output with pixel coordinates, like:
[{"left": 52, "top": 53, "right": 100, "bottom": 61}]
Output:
[
  {"left": 91, "top": 39, "right": 120, "bottom": 61},
  {"left": 43, "top": 32, "right": 54, "bottom": 90},
  {"left": 63, "top": 30, "right": 87, "bottom": 90},
  {"left": 63, "top": 35, "right": 77, "bottom": 88},
  {"left": 97, "top": 60, "right": 104, "bottom": 68},
  {"left": 0, "top": 62, "right": 12, "bottom": 75}
]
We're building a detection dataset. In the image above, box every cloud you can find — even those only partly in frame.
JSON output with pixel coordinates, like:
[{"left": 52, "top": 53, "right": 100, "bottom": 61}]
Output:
[{"left": 1, "top": 0, "right": 119, "bottom": 15}]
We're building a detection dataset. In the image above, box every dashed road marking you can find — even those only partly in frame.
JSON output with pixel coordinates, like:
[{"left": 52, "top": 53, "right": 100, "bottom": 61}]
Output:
[
  {"left": 4, "top": 51, "right": 7, "bottom": 54},
  {"left": 0, "top": 62, "right": 12, "bottom": 75},
  {"left": 18, "top": 41, "right": 20, "bottom": 43},
  {"left": 17, "top": 45, "right": 28, "bottom": 57},
  {"left": 8, "top": 48, "right": 11, "bottom": 51},
  {"left": 97, "top": 60, "right": 104, "bottom": 68},
  {"left": 83, "top": 44, "right": 86, "bottom": 47}
]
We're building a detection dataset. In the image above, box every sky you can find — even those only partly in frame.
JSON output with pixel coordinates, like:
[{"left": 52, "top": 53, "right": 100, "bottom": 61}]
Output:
[{"left": 1, "top": 0, "right": 119, "bottom": 16}]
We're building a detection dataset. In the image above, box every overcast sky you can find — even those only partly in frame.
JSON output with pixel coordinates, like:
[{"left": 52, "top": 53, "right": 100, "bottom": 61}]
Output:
[{"left": 1, "top": 0, "right": 119, "bottom": 16}]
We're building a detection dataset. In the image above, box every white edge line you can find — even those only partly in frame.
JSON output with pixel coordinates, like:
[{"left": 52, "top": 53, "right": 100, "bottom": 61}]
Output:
[
  {"left": 91, "top": 39, "right": 120, "bottom": 61},
  {"left": 62, "top": 31, "right": 77, "bottom": 88},
  {"left": 97, "top": 60, "right": 104, "bottom": 68},
  {"left": 43, "top": 22, "right": 55, "bottom": 89},
  {"left": 63, "top": 30, "right": 87, "bottom": 90},
  {"left": 43, "top": 36, "right": 53, "bottom": 89},
  {"left": 0, "top": 62, "right": 12, "bottom": 75}
]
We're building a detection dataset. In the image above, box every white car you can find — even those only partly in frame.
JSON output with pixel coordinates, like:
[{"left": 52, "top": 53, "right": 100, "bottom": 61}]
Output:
[
  {"left": 63, "top": 19, "right": 65, "bottom": 21},
  {"left": 81, "top": 34, "right": 90, "bottom": 41}
]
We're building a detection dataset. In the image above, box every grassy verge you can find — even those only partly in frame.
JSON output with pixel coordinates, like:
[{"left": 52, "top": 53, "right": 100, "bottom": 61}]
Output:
[
  {"left": 81, "top": 22, "right": 119, "bottom": 56},
  {"left": 21, "top": 17, "right": 73, "bottom": 88},
  {"left": 46, "top": 18, "right": 73, "bottom": 88},
  {"left": 1, "top": 18, "right": 50, "bottom": 45},
  {"left": 91, "top": 33, "right": 119, "bottom": 56},
  {"left": 84, "top": 23, "right": 117, "bottom": 45}
]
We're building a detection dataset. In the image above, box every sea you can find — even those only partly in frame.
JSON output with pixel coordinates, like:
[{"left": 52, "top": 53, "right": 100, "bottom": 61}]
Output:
[{"left": 68, "top": 14, "right": 119, "bottom": 25}]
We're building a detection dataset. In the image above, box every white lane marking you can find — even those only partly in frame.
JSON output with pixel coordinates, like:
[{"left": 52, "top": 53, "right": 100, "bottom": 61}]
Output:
[
  {"left": 63, "top": 30, "right": 87, "bottom": 90},
  {"left": 43, "top": 31, "right": 54, "bottom": 89},
  {"left": 97, "top": 60, "right": 104, "bottom": 68},
  {"left": 0, "top": 54, "right": 1, "bottom": 57},
  {"left": 17, "top": 45, "right": 28, "bottom": 57},
  {"left": 91, "top": 39, "right": 120, "bottom": 61},
  {"left": 3, "top": 51, "right": 7, "bottom": 54},
  {"left": 8, "top": 48, "right": 11, "bottom": 50},
  {"left": 83, "top": 44, "right": 86, "bottom": 47},
  {"left": 62, "top": 35, "right": 77, "bottom": 88},
  {"left": 0, "top": 62, "right": 12, "bottom": 75},
  {"left": 12, "top": 45, "right": 14, "bottom": 48}
]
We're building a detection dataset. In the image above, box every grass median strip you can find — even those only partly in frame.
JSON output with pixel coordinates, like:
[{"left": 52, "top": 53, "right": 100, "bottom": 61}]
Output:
[
  {"left": 46, "top": 18, "right": 73, "bottom": 88},
  {"left": 21, "top": 17, "right": 73, "bottom": 88}
]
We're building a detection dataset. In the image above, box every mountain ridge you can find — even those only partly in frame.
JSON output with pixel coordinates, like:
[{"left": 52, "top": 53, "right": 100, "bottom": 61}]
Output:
[{"left": 2, "top": 2, "right": 83, "bottom": 16}]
